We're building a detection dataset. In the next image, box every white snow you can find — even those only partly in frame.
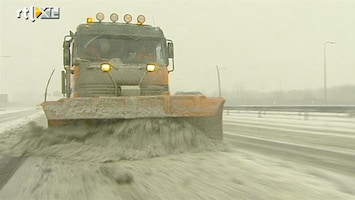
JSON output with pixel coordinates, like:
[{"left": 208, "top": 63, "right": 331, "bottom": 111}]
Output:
[
  {"left": 224, "top": 110, "right": 355, "bottom": 136},
  {"left": 0, "top": 107, "right": 43, "bottom": 134},
  {"left": 0, "top": 109, "right": 354, "bottom": 199}
]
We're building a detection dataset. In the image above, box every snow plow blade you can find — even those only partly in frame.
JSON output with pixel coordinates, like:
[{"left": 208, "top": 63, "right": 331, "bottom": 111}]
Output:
[{"left": 41, "top": 95, "right": 225, "bottom": 140}]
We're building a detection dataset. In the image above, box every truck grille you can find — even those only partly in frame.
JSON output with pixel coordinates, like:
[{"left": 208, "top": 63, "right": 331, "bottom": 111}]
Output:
[
  {"left": 75, "top": 84, "right": 168, "bottom": 97},
  {"left": 76, "top": 84, "right": 120, "bottom": 97}
]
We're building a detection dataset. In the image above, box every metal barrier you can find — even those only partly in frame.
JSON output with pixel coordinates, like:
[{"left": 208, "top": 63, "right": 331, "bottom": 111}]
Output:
[
  {"left": 223, "top": 105, "right": 355, "bottom": 120},
  {"left": 224, "top": 105, "right": 355, "bottom": 113}
]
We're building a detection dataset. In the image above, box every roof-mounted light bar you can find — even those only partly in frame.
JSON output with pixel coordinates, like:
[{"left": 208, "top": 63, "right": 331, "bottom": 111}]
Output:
[
  {"left": 87, "top": 17, "right": 93, "bottom": 23},
  {"left": 87, "top": 13, "right": 146, "bottom": 25},
  {"left": 110, "top": 13, "right": 119, "bottom": 22},
  {"left": 96, "top": 12, "right": 105, "bottom": 22},
  {"left": 137, "top": 15, "right": 145, "bottom": 25},
  {"left": 124, "top": 14, "right": 132, "bottom": 23}
]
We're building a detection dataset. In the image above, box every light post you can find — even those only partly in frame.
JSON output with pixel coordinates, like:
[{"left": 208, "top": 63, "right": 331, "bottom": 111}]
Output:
[
  {"left": 323, "top": 41, "right": 336, "bottom": 104},
  {"left": 216, "top": 65, "right": 222, "bottom": 97},
  {"left": 216, "top": 65, "right": 228, "bottom": 97}
]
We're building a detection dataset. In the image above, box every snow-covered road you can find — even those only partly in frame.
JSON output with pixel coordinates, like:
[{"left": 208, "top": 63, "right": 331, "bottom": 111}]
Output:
[
  {"left": 0, "top": 109, "right": 354, "bottom": 199},
  {"left": 0, "top": 107, "right": 43, "bottom": 134}
]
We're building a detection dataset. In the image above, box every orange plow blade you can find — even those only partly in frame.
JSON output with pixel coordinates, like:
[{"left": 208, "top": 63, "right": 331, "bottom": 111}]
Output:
[{"left": 41, "top": 95, "right": 225, "bottom": 140}]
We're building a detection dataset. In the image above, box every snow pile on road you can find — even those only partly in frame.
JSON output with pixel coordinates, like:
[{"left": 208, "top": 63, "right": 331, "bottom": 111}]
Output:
[
  {"left": 9, "top": 119, "right": 225, "bottom": 162},
  {"left": 0, "top": 108, "right": 41, "bottom": 133}
]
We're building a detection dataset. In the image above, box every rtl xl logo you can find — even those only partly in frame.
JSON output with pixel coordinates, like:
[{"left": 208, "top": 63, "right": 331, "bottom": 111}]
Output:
[{"left": 17, "top": 6, "right": 60, "bottom": 22}]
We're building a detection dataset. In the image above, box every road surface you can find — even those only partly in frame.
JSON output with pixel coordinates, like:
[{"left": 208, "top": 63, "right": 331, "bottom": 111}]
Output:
[{"left": 0, "top": 109, "right": 354, "bottom": 199}]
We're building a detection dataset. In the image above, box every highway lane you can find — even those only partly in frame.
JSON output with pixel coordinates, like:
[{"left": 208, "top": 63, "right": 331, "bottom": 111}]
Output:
[
  {"left": 223, "top": 112, "right": 355, "bottom": 177},
  {"left": 0, "top": 107, "right": 41, "bottom": 191},
  {"left": 0, "top": 108, "right": 39, "bottom": 124},
  {"left": 0, "top": 156, "right": 26, "bottom": 190},
  {"left": 224, "top": 131, "right": 355, "bottom": 176}
]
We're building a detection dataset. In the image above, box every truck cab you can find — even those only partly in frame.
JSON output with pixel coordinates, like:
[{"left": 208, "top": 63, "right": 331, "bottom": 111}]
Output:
[{"left": 62, "top": 13, "right": 174, "bottom": 97}]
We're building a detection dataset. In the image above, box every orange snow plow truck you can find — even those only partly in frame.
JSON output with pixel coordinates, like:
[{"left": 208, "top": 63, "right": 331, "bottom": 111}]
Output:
[{"left": 41, "top": 13, "right": 225, "bottom": 140}]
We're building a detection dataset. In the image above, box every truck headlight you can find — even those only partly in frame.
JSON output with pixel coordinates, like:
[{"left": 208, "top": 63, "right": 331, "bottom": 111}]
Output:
[
  {"left": 100, "top": 63, "right": 112, "bottom": 72},
  {"left": 146, "top": 64, "right": 156, "bottom": 72}
]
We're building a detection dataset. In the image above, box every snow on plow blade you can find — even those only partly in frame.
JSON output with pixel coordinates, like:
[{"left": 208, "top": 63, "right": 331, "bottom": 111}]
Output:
[{"left": 41, "top": 95, "right": 225, "bottom": 140}]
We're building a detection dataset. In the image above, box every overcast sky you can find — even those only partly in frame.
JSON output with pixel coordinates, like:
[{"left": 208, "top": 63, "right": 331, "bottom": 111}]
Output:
[{"left": 1, "top": 0, "right": 355, "bottom": 103}]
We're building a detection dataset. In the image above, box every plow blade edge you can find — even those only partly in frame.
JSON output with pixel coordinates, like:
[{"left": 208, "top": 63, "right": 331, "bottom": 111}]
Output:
[{"left": 41, "top": 95, "right": 225, "bottom": 140}]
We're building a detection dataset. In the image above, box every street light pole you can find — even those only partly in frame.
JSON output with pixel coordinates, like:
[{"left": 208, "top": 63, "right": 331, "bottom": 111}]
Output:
[
  {"left": 216, "top": 65, "right": 222, "bottom": 97},
  {"left": 323, "top": 41, "right": 336, "bottom": 104}
]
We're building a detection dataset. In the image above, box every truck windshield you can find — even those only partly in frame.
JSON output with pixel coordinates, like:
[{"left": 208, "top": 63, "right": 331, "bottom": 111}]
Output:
[{"left": 76, "top": 35, "right": 168, "bottom": 66}]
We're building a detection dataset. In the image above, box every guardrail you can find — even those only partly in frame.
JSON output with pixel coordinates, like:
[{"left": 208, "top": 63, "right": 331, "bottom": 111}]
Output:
[
  {"left": 224, "top": 105, "right": 355, "bottom": 113},
  {"left": 223, "top": 105, "right": 355, "bottom": 120}
]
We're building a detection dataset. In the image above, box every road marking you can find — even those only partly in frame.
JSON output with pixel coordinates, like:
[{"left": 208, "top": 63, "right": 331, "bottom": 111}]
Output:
[
  {"left": 0, "top": 156, "right": 26, "bottom": 190},
  {"left": 223, "top": 120, "right": 355, "bottom": 139},
  {"left": 224, "top": 131, "right": 355, "bottom": 156}
]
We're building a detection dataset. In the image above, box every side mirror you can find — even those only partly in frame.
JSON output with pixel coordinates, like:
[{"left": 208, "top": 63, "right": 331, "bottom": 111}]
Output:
[
  {"left": 167, "top": 40, "right": 175, "bottom": 72},
  {"left": 167, "top": 41, "right": 174, "bottom": 58},
  {"left": 63, "top": 35, "right": 73, "bottom": 66},
  {"left": 61, "top": 70, "right": 66, "bottom": 95},
  {"left": 63, "top": 41, "right": 70, "bottom": 66}
]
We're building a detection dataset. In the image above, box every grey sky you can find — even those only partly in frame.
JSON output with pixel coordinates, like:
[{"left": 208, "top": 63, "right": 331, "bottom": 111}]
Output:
[{"left": 1, "top": 0, "right": 355, "bottom": 103}]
